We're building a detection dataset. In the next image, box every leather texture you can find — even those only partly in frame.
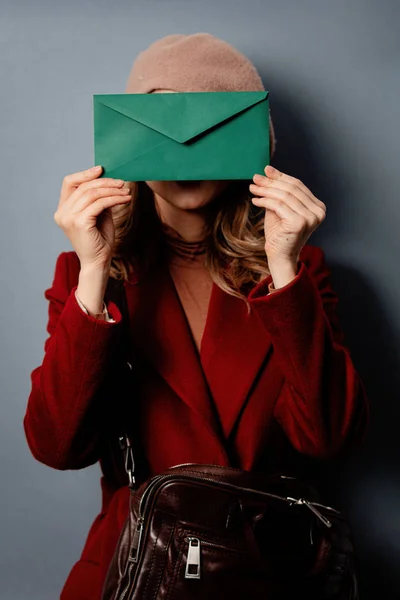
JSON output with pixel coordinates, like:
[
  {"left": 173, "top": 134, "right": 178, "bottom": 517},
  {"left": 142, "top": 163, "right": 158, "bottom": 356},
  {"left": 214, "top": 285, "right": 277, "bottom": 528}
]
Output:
[{"left": 101, "top": 464, "right": 358, "bottom": 600}]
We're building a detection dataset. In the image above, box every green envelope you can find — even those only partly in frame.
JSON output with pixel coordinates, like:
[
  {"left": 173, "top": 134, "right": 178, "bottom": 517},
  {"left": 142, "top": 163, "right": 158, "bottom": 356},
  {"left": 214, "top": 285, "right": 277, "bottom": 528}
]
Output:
[{"left": 93, "top": 91, "right": 270, "bottom": 181}]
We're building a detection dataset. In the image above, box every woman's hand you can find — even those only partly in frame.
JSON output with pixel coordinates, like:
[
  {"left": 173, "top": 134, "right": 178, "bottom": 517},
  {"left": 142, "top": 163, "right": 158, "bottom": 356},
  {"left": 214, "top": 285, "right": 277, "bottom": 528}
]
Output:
[
  {"left": 54, "top": 166, "right": 132, "bottom": 270},
  {"left": 249, "top": 165, "right": 326, "bottom": 264}
]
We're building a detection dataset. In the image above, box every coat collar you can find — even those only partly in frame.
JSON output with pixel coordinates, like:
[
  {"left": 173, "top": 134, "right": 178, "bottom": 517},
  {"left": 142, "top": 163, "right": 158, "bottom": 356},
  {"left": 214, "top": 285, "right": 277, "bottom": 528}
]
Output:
[{"left": 123, "top": 263, "right": 274, "bottom": 447}]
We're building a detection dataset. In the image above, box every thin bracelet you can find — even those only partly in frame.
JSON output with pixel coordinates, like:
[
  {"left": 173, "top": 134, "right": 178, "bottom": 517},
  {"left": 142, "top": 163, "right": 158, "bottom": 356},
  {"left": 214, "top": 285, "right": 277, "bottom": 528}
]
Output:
[{"left": 75, "top": 290, "right": 108, "bottom": 318}]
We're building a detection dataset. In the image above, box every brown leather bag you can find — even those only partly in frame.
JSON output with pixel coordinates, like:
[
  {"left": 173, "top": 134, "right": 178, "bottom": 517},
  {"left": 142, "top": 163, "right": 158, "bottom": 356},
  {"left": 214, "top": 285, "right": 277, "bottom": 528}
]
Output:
[{"left": 101, "top": 280, "right": 359, "bottom": 600}]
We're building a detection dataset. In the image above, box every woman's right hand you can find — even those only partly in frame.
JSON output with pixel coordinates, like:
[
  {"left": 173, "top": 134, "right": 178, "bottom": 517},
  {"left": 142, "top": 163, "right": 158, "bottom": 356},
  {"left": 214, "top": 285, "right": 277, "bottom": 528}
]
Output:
[{"left": 54, "top": 166, "right": 132, "bottom": 270}]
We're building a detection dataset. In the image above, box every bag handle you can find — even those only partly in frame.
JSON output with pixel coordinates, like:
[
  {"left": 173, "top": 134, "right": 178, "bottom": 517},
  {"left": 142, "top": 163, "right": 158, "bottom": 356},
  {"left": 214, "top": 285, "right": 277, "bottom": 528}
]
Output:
[{"left": 105, "top": 276, "right": 136, "bottom": 489}]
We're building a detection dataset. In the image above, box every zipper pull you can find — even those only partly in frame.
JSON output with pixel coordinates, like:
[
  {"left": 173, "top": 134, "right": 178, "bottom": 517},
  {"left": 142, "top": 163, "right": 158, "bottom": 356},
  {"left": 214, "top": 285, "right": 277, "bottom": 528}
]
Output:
[
  {"left": 185, "top": 537, "right": 201, "bottom": 579},
  {"left": 291, "top": 498, "right": 332, "bottom": 528},
  {"left": 129, "top": 517, "right": 144, "bottom": 563}
]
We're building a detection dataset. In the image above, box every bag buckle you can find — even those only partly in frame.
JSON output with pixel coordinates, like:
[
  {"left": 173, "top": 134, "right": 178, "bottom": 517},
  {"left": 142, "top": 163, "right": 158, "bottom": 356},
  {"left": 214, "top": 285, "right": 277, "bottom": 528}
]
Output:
[{"left": 119, "top": 433, "right": 136, "bottom": 488}]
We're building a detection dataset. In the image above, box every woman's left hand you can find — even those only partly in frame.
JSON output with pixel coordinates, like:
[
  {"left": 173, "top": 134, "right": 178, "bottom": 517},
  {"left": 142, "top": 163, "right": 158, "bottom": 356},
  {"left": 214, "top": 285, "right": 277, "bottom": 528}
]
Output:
[{"left": 249, "top": 165, "right": 326, "bottom": 263}]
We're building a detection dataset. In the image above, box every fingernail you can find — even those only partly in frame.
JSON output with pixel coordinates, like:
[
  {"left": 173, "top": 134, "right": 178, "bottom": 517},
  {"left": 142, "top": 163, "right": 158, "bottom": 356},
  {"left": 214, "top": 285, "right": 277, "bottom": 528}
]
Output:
[
  {"left": 114, "top": 179, "right": 124, "bottom": 185},
  {"left": 253, "top": 174, "right": 264, "bottom": 181},
  {"left": 90, "top": 165, "right": 102, "bottom": 171}
]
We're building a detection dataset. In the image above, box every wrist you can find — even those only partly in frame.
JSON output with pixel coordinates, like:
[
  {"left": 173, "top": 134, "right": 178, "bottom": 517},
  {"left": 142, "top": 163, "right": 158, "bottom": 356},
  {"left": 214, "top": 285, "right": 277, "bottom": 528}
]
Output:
[
  {"left": 79, "top": 260, "right": 111, "bottom": 278},
  {"left": 267, "top": 256, "right": 299, "bottom": 290},
  {"left": 75, "top": 290, "right": 108, "bottom": 319},
  {"left": 77, "top": 264, "right": 110, "bottom": 315}
]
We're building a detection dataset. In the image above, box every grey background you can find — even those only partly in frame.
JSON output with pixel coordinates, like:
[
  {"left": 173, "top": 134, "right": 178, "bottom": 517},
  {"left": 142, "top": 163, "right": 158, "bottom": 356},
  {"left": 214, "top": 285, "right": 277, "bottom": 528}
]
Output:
[{"left": 1, "top": 0, "right": 399, "bottom": 598}]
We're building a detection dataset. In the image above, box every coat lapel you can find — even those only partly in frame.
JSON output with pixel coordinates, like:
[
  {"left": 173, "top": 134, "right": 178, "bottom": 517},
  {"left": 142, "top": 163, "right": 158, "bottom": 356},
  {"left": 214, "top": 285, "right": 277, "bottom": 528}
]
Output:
[
  {"left": 124, "top": 265, "right": 225, "bottom": 445},
  {"left": 200, "top": 279, "right": 274, "bottom": 440},
  {"left": 123, "top": 263, "right": 274, "bottom": 448}
]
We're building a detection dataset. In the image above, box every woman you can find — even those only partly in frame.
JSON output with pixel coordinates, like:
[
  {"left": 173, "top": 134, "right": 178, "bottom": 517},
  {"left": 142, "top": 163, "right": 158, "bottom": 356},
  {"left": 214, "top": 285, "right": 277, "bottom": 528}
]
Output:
[{"left": 24, "top": 33, "right": 369, "bottom": 600}]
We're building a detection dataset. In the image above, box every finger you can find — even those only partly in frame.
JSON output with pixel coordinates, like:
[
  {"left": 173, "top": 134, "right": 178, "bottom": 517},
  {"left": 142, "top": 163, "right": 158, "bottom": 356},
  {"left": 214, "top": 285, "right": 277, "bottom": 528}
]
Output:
[
  {"left": 83, "top": 194, "right": 132, "bottom": 219},
  {"left": 79, "top": 177, "right": 126, "bottom": 191},
  {"left": 251, "top": 196, "right": 305, "bottom": 226},
  {"left": 262, "top": 166, "right": 322, "bottom": 206},
  {"left": 253, "top": 173, "right": 324, "bottom": 210},
  {"left": 60, "top": 166, "right": 105, "bottom": 203},
  {"left": 56, "top": 179, "right": 127, "bottom": 214},
  {"left": 249, "top": 184, "right": 326, "bottom": 223},
  {"left": 64, "top": 177, "right": 126, "bottom": 205},
  {"left": 71, "top": 186, "right": 131, "bottom": 214},
  {"left": 67, "top": 177, "right": 126, "bottom": 203}
]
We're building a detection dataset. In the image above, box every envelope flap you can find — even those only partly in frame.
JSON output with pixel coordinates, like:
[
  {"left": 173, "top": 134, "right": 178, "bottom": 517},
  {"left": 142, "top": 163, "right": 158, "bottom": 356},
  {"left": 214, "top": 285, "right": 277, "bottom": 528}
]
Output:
[{"left": 94, "top": 91, "right": 269, "bottom": 144}]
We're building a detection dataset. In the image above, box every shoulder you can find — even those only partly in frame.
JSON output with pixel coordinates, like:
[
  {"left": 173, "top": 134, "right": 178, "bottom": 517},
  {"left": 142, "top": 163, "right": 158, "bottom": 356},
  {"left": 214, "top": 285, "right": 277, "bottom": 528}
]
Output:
[
  {"left": 298, "top": 244, "right": 329, "bottom": 275},
  {"left": 62, "top": 250, "right": 81, "bottom": 271},
  {"left": 53, "top": 250, "right": 81, "bottom": 288},
  {"left": 298, "top": 244, "right": 336, "bottom": 296},
  {"left": 43, "top": 251, "right": 82, "bottom": 306},
  {"left": 299, "top": 243, "right": 325, "bottom": 264}
]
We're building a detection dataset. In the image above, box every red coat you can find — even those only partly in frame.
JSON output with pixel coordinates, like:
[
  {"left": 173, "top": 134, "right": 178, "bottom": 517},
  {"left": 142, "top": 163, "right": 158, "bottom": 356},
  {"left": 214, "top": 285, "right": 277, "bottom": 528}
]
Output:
[{"left": 23, "top": 245, "right": 369, "bottom": 599}]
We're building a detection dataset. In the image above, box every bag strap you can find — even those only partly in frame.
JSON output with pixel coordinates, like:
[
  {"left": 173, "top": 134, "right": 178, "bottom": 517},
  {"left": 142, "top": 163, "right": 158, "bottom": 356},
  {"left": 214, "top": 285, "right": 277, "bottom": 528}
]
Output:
[{"left": 105, "top": 276, "right": 136, "bottom": 489}]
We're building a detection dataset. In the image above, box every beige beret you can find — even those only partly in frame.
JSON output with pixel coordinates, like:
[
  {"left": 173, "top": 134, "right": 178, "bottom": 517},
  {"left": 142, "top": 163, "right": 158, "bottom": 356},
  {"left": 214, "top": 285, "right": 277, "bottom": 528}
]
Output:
[{"left": 125, "top": 33, "right": 276, "bottom": 156}]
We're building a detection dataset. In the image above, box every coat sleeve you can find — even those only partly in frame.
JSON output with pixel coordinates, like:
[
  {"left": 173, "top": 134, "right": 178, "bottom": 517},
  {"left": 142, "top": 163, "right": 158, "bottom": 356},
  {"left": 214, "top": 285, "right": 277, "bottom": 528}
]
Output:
[
  {"left": 23, "top": 252, "right": 124, "bottom": 470},
  {"left": 248, "top": 245, "right": 370, "bottom": 459}
]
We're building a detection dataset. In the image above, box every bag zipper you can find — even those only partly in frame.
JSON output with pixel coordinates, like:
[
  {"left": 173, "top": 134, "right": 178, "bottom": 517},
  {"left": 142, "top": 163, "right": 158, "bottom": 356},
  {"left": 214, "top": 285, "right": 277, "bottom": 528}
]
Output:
[
  {"left": 131, "top": 473, "right": 338, "bottom": 565},
  {"left": 184, "top": 537, "right": 201, "bottom": 579},
  {"left": 183, "top": 534, "right": 253, "bottom": 580},
  {"left": 118, "top": 562, "right": 135, "bottom": 600},
  {"left": 129, "top": 517, "right": 145, "bottom": 563}
]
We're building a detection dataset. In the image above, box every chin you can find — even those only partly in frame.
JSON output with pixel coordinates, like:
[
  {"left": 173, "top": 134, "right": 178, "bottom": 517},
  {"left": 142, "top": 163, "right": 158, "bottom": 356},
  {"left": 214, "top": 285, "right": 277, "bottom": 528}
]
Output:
[{"left": 145, "top": 180, "right": 229, "bottom": 211}]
